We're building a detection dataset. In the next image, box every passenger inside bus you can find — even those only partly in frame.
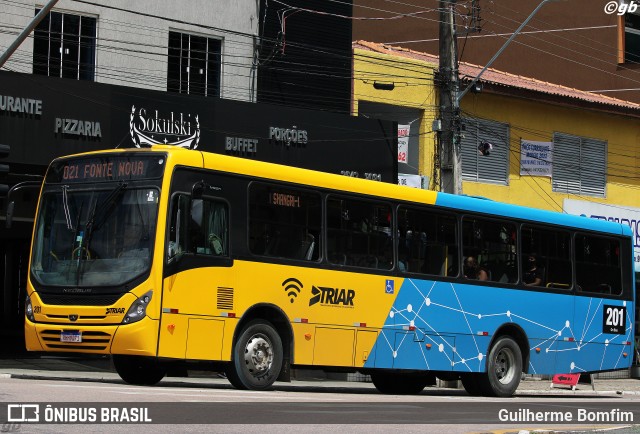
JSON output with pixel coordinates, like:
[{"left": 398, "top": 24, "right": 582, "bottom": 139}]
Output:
[
  {"left": 523, "top": 254, "right": 545, "bottom": 286},
  {"left": 464, "top": 256, "right": 489, "bottom": 281}
]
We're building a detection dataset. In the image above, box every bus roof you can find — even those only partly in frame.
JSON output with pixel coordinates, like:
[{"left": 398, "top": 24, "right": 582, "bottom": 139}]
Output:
[
  {"left": 435, "top": 192, "right": 631, "bottom": 237},
  {"left": 53, "top": 146, "right": 631, "bottom": 238}
]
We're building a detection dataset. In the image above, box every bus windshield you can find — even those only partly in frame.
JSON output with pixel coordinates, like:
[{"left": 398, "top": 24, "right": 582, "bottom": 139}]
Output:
[{"left": 30, "top": 184, "right": 160, "bottom": 287}]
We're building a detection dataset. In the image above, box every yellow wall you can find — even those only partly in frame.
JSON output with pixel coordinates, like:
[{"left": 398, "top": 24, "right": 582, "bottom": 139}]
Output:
[
  {"left": 461, "top": 94, "right": 640, "bottom": 212},
  {"left": 352, "top": 48, "right": 438, "bottom": 188},
  {"left": 353, "top": 47, "right": 640, "bottom": 212}
]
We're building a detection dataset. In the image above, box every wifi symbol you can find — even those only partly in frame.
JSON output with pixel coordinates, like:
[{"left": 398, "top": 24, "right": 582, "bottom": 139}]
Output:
[{"left": 282, "top": 277, "right": 303, "bottom": 303}]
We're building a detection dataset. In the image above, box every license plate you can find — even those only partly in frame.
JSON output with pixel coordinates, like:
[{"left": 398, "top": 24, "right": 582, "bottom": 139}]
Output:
[{"left": 60, "top": 331, "right": 82, "bottom": 343}]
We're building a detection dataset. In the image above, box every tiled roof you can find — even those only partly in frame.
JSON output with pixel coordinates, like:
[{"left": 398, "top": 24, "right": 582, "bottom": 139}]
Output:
[{"left": 354, "top": 40, "right": 640, "bottom": 111}]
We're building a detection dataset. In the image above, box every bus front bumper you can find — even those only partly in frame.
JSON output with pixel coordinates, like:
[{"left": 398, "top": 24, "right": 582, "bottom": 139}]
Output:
[{"left": 24, "top": 316, "right": 159, "bottom": 356}]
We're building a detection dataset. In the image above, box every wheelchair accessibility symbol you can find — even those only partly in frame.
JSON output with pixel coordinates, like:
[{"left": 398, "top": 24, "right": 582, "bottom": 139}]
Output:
[{"left": 385, "top": 279, "right": 394, "bottom": 294}]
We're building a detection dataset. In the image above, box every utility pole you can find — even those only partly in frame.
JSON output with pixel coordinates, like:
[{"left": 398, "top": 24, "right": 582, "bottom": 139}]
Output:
[
  {"left": 0, "top": 0, "right": 58, "bottom": 68},
  {"left": 438, "top": 0, "right": 461, "bottom": 194}
]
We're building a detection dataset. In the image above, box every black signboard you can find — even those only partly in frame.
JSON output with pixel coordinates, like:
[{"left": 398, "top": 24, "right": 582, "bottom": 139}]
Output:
[
  {"left": 0, "top": 71, "right": 397, "bottom": 183},
  {"left": 46, "top": 154, "right": 166, "bottom": 184}
]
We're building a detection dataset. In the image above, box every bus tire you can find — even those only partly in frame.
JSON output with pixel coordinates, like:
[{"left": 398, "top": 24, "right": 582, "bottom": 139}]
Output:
[
  {"left": 113, "top": 355, "right": 166, "bottom": 386},
  {"left": 479, "top": 336, "right": 522, "bottom": 397},
  {"left": 460, "top": 373, "right": 483, "bottom": 396},
  {"left": 226, "top": 319, "right": 283, "bottom": 391},
  {"left": 371, "top": 372, "right": 433, "bottom": 395}
]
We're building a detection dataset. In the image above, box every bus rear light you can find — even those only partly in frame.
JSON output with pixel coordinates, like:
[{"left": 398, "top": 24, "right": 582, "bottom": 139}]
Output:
[
  {"left": 221, "top": 312, "right": 236, "bottom": 318},
  {"left": 294, "top": 318, "right": 308, "bottom": 323},
  {"left": 563, "top": 337, "right": 575, "bottom": 342},
  {"left": 353, "top": 322, "right": 367, "bottom": 327},
  {"left": 477, "top": 331, "right": 488, "bottom": 336},
  {"left": 403, "top": 326, "right": 416, "bottom": 331}
]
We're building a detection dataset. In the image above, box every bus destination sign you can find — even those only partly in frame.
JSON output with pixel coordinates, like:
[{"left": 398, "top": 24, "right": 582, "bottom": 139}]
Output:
[{"left": 47, "top": 154, "right": 166, "bottom": 183}]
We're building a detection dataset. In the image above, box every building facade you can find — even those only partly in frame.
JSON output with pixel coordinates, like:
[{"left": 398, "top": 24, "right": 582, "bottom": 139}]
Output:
[
  {"left": 1, "top": 0, "right": 259, "bottom": 101},
  {"left": 353, "top": 0, "right": 640, "bottom": 104},
  {"left": 353, "top": 40, "right": 640, "bottom": 238},
  {"left": 0, "top": 1, "right": 392, "bottom": 351}
]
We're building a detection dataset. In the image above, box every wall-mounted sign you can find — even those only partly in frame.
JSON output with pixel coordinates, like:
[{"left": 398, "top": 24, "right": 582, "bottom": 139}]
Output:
[
  {"left": 398, "top": 124, "right": 410, "bottom": 164},
  {"left": 130, "top": 106, "right": 200, "bottom": 149},
  {"left": 55, "top": 118, "right": 102, "bottom": 138},
  {"left": 0, "top": 70, "right": 397, "bottom": 183},
  {"left": 269, "top": 126, "right": 308, "bottom": 146},
  {"left": 1, "top": 94, "right": 42, "bottom": 116},
  {"left": 520, "top": 140, "right": 552, "bottom": 177},
  {"left": 398, "top": 173, "right": 426, "bottom": 189}
]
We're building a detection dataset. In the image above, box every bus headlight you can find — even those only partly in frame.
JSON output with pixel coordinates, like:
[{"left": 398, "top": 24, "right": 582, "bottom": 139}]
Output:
[
  {"left": 25, "top": 294, "right": 34, "bottom": 322},
  {"left": 122, "top": 290, "right": 153, "bottom": 324}
]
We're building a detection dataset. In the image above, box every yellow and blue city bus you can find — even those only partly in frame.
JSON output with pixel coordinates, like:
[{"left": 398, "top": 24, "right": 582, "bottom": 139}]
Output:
[{"left": 24, "top": 146, "right": 635, "bottom": 397}]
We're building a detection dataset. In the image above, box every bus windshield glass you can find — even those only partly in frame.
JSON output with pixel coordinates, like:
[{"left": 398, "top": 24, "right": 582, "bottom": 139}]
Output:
[{"left": 30, "top": 184, "right": 160, "bottom": 287}]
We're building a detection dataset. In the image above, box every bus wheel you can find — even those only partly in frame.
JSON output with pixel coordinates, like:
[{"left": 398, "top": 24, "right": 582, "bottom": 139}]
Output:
[
  {"left": 479, "top": 336, "right": 522, "bottom": 397},
  {"left": 113, "top": 355, "right": 166, "bottom": 386},
  {"left": 226, "top": 320, "right": 283, "bottom": 391},
  {"left": 460, "top": 373, "right": 483, "bottom": 396},
  {"left": 371, "top": 372, "right": 433, "bottom": 395}
]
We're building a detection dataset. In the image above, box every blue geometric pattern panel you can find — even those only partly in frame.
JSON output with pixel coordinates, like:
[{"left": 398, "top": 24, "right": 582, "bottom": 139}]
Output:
[{"left": 365, "top": 278, "right": 633, "bottom": 375}]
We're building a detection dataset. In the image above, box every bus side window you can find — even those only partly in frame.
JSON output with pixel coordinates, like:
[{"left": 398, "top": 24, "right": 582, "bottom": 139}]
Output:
[
  {"left": 575, "top": 234, "right": 622, "bottom": 295},
  {"left": 249, "top": 183, "right": 321, "bottom": 261},
  {"left": 326, "top": 196, "right": 392, "bottom": 270},
  {"left": 397, "top": 206, "right": 458, "bottom": 277},
  {"left": 168, "top": 194, "right": 189, "bottom": 259},
  {"left": 522, "top": 224, "right": 571, "bottom": 289},
  {"left": 462, "top": 217, "right": 516, "bottom": 283}
]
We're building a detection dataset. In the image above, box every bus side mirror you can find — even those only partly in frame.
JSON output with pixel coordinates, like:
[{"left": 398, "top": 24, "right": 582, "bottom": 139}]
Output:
[{"left": 190, "top": 181, "right": 205, "bottom": 229}]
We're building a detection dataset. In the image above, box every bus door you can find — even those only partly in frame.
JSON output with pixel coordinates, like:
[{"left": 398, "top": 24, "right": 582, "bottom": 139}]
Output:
[{"left": 159, "top": 183, "right": 234, "bottom": 362}]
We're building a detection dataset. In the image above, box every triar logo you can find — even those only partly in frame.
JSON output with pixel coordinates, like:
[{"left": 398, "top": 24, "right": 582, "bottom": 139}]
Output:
[{"left": 309, "top": 286, "right": 355, "bottom": 307}]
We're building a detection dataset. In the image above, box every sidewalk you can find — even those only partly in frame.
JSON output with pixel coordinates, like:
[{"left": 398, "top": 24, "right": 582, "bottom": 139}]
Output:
[{"left": 1, "top": 356, "right": 640, "bottom": 396}]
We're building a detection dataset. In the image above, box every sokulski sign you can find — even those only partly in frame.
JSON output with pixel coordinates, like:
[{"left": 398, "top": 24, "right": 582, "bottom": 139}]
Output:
[
  {"left": 0, "top": 71, "right": 397, "bottom": 183},
  {"left": 130, "top": 106, "right": 200, "bottom": 148}
]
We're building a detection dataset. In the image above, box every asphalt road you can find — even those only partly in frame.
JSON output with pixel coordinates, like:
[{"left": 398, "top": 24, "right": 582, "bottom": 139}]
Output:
[{"left": 1, "top": 364, "right": 640, "bottom": 434}]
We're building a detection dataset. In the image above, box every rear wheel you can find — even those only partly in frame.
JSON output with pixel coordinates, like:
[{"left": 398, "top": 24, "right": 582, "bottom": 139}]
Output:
[
  {"left": 460, "top": 373, "right": 483, "bottom": 396},
  {"left": 113, "top": 355, "right": 166, "bottom": 386},
  {"left": 226, "top": 320, "right": 283, "bottom": 391},
  {"left": 371, "top": 372, "right": 435, "bottom": 395},
  {"left": 478, "top": 336, "right": 522, "bottom": 397}
]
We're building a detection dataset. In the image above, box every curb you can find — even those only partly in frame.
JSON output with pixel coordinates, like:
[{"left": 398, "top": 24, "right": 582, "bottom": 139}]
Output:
[{"left": 5, "top": 371, "right": 640, "bottom": 396}]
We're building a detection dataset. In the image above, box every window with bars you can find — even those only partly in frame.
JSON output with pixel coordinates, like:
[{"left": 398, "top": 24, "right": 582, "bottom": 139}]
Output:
[
  {"left": 33, "top": 9, "right": 96, "bottom": 81},
  {"left": 167, "top": 31, "right": 221, "bottom": 97},
  {"left": 552, "top": 132, "right": 606, "bottom": 197},
  {"left": 460, "top": 117, "right": 510, "bottom": 185}
]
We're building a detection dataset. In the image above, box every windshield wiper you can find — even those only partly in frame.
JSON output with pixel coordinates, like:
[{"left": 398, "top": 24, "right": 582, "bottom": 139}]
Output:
[
  {"left": 62, "top": 185, "right": 74, "bottom": 230},
  {"left": 84, "top": 182, "right": 128, "bottom": 256}
]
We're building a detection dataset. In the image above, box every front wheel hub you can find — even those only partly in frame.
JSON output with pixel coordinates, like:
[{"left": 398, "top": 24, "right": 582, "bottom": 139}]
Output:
[{"left": 244, "top": 334, "right": 273, "bottom": 375}]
